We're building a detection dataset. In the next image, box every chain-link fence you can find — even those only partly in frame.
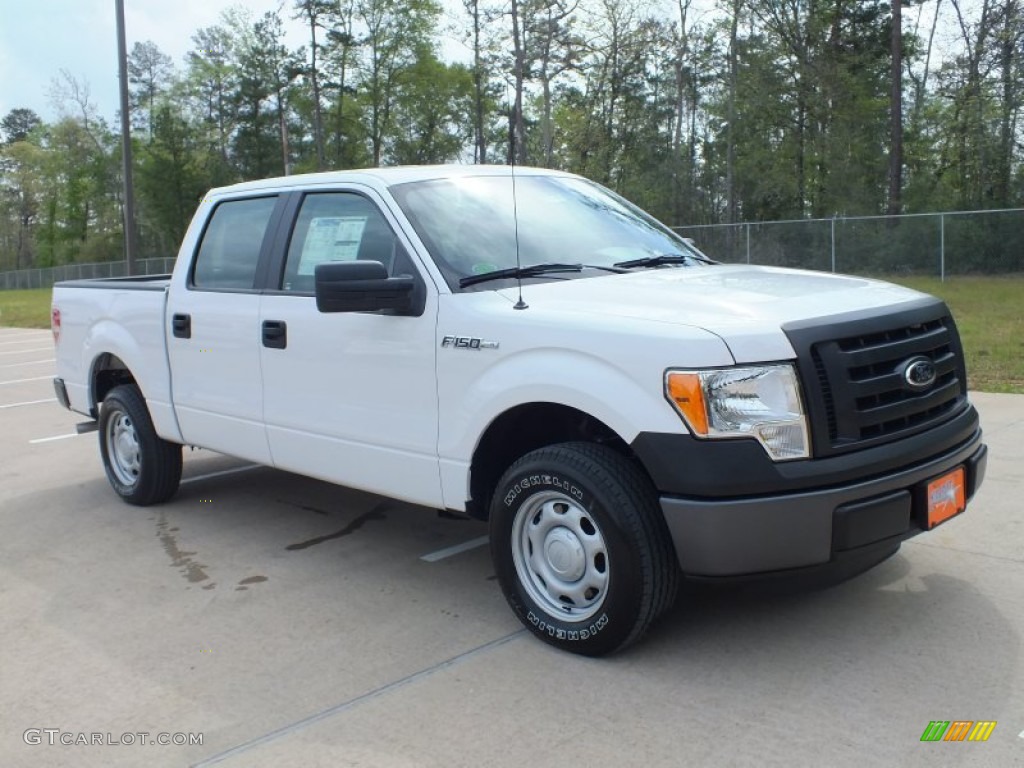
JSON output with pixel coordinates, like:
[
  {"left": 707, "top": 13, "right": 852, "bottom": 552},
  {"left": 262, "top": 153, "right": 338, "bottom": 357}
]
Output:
[
  {"left": 674, "top": 209, "right": 1024, "bottom": 278},
  {"left": 0, "top": 258, "right": 176, "bottom": 291},
  {"left": 2, "top": 209, "right": 1022, "bottom": 289}
]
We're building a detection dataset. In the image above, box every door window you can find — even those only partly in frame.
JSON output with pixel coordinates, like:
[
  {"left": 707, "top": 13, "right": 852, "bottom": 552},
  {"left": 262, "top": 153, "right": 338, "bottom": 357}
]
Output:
[
  {"left": 192, "top": 196, "right": 278, "bottom": 290},
  {"left": 281, "top": 193, "right": 406, "bottom": 293}
]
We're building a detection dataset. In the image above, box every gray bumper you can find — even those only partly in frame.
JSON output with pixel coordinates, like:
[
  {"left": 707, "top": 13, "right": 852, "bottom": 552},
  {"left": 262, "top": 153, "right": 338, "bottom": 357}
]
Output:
[
  {"left": 53, "top": 377, "right": 71, "bottom": 410},
  {"left": 660, "top": 431, "right": 987, "bottom": 577}
]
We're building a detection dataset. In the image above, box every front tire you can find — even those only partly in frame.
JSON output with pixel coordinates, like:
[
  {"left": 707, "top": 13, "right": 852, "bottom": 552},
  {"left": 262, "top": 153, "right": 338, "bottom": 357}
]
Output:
[
  {"left": 490, "top": 442, "right": 678, "bottom": 656},
  {"left": 99, "top": 384, "right": 182, "bottom": 505}
]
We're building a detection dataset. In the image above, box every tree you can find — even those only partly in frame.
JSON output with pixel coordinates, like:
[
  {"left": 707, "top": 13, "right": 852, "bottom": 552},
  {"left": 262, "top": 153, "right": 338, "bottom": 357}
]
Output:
[
  {"left": 0, "top": 139, "right": 45, "bottom": 268},
  {"left": 185, "top": 26, "right": 237, "bottom": 167},
  {"left": 461, "top": 0, "right": 502, "bottom": 163},
  {"left": 530, "top": 0, "right": 581, "bottom": 167},
  {"left": 1, "top": 109, "right": 43, "bottom": 144},
  {"left": 889, "top": 0, "right": 905, "bottom": 214},
  {"left": 388, "top": 52, "right": 474, "bottom": 163},
  {"left": 294, "top": 0, "right": 335, "bottom": 169},
  {"left": 254, "top": 11, "right": 305, "bottom": 175},
  {"left": 127, "top": 41, "right": 174, "bottom": 138},
  {"left": 508, "top": 0, "right": 529, "bottom": 164},
  {"left": 228, "top": 9, "right": 302, "bottom": 177},
  {"left": 356, "top": 0, "right": 441, "bottom": 166},
  {"left": 137, "top": 106, "right": 209, "bottom": 252}
]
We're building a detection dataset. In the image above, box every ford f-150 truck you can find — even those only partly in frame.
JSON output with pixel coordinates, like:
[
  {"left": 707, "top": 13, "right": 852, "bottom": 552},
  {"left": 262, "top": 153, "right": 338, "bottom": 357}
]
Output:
[{"left": 52, "top": 165, "right": 987, "bottom": 655}]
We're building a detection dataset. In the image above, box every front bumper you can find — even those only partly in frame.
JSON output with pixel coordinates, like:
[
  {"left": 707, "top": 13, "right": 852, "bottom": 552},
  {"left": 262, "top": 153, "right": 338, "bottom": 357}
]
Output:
[{"left": 640, "top": 413, "right": 986, "bottom": 578}]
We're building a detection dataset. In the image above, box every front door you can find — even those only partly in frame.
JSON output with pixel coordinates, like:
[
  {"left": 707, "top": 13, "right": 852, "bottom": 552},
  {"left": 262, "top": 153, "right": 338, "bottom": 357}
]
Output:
[{"left": 258, "top": 189, "right": 442, "bottom": 506}]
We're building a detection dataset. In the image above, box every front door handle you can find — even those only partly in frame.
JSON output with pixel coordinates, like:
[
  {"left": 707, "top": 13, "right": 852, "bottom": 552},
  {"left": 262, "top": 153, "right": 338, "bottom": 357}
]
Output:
[
  {"left": 172, "top": 313, "right": 191, "bottom": 339},
  {"left": 262, "top": 320, "right": 287, "bottom": 349}
]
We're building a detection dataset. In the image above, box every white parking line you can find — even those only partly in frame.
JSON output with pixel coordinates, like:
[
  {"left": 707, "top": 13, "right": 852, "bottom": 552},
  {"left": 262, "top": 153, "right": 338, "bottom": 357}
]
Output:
[
  {"left": 181, "top": 464, "right": 262, "bottom": 485},
  {"left": 0, "top": 358, "right": 54, "bottom": 369},
  {"left": 0, "top": 398, "right": 56, "bottom": 410},
  {"left": 0, "top": 338, "right": 48, "bottom": 346},
  {"left": 0, "top": 347, "right": 51, "bottom": 356},
  {"left": 0, "top": 375, "right": 51, "bottom": 386},
  {"left": 420, "top": 535, "right": 490, "bottom": 562},
  {"left": 29, "top": 432, "right": 83, "bottom": 444}
]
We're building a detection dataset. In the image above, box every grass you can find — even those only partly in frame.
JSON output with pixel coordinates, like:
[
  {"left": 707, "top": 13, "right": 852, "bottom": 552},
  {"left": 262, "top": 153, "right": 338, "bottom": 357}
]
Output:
[
  {"left": 0, "top": 288, "right": 51, "bottom": 329},
  {"left": 2, "top": 275, "right": 1021, "bottom": 392}
]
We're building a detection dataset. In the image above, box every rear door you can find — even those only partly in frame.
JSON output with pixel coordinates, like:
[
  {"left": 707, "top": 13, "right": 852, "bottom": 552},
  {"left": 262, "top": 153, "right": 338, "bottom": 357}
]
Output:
[
  {"left": 166, "top": 194, "right": 284, "bottom": 463},
  {"left": 258, "top": 187, "right": 443, "bottom": 506}
]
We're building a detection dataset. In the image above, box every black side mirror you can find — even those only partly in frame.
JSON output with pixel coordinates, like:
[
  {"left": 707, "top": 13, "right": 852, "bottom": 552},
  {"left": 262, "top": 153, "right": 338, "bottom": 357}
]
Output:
[{"left": 314, "top": 261, "right": 415, "bottom": 313}]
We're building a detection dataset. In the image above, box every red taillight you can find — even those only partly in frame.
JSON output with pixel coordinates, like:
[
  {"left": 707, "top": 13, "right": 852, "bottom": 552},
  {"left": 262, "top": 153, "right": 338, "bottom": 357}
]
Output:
[{"left": 51, "top": 308, "right": 61, "bottom": 345}]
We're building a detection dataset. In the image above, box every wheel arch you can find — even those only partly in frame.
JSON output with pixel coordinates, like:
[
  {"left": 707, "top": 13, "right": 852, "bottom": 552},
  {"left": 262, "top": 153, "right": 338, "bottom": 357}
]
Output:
[
  {"left": 90, "top": 353, "right": 137, "bottom": 416},
  {"left": 466, "top": 402, "right": 651, "bottom": 520}
]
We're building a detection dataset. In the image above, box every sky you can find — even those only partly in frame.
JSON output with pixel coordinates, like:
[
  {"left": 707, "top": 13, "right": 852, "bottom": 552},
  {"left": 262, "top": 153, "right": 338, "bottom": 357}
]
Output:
[{"left": 0, "top": 0, "right": 311, "bottom": 123}]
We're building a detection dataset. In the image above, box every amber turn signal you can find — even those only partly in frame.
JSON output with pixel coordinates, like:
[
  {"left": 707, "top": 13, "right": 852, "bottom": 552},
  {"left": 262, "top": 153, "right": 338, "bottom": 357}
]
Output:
[{"left": 665, "top": 372, "right": 709, "bottom": 435}]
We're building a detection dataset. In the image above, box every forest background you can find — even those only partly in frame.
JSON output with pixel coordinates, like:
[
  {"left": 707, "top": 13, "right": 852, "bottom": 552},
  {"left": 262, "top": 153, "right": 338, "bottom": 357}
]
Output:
[{"left": 0, "top": 0, "right": 1021, "bottom": 270}]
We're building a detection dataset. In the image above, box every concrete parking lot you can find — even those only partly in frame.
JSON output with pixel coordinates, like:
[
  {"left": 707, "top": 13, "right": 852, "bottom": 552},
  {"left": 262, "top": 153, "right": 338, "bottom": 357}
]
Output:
[{"left": 1, "top": 325, "right": 1021, "bottom": 768}]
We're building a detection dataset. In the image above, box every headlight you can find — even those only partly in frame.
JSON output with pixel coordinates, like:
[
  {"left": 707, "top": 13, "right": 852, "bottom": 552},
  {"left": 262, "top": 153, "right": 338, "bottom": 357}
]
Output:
[{"left": 665, "top": 364, "right": 809, "bottom": 460}]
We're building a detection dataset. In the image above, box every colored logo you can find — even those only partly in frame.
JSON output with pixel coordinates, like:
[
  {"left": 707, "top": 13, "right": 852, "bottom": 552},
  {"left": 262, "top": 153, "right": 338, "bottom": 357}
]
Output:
[{"left": 920, "top": 720, "right": 996, "bottom": 742}]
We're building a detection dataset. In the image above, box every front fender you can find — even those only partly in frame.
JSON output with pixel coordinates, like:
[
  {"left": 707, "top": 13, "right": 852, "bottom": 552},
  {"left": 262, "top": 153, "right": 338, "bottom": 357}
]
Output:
[{"left": 448, "top": 347, "right": 687, "bottom": 456}]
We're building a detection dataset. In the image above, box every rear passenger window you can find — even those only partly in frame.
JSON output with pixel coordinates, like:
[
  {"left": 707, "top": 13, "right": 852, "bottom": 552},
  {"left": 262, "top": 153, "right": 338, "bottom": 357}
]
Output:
[
  {"left": 192, "top": 197, "right": 277, "bottom": 290},
  {"left": 281, "top": 193, "right": 405, "bottom": 293}
]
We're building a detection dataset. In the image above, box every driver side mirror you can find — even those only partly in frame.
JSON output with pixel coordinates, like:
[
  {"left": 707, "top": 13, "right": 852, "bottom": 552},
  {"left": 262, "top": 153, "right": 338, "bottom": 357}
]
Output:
[{"left": 314, "top": 261, "right": 415, "bottom": 314}]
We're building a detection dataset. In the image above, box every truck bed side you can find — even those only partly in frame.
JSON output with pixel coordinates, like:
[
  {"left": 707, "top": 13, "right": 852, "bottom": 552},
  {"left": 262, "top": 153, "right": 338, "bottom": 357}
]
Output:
[{"left": 52, "top": 276, "right": 183, "bottom": 443}]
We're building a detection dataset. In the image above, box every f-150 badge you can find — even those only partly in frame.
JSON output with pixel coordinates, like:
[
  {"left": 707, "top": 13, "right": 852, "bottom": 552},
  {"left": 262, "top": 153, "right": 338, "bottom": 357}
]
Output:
[{"left": 441, "top": 335, "right": 499, "bottom": 350}]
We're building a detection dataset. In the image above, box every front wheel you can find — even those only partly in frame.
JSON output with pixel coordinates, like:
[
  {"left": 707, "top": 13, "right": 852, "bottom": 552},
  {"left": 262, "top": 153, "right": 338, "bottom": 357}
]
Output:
[
  {"left": 99, "top": 384, "right": 182, "bottom": 505},
  {"left": 490, "top": 442, "right": 678, "bottom": 656}
]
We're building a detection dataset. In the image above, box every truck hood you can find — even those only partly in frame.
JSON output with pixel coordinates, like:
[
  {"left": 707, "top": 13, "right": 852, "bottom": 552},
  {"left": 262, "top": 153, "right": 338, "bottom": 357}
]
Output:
[{"left": 496, "top": 265, "right": 932, "bottom": 363}]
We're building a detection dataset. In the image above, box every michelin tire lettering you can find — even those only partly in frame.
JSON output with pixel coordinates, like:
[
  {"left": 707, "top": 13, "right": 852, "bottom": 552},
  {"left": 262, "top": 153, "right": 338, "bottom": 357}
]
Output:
[
  {"left": 504, "top": 474, "right": 585, "bottom": 507},
  {"left": 528, "top": 610, "right": 609, "bottom": 639}
]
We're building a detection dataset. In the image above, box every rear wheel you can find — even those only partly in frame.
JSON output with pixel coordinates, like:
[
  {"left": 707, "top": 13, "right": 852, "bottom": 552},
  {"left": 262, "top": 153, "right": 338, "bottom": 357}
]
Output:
[
  {"left": 490, "top": 442, "right": 678, "bottom": 655},
  {"left": 99, "top": 384, "right": 182, "bottom": 505}
]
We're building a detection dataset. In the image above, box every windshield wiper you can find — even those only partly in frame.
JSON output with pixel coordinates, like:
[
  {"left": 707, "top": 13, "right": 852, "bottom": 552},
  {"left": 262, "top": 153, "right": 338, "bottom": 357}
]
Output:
[
  {"left": 614, "top": 252, "right": 714, "bottom": 269},
  {"left": 459, "top": 262, "right": 625, "bottom": 288}
]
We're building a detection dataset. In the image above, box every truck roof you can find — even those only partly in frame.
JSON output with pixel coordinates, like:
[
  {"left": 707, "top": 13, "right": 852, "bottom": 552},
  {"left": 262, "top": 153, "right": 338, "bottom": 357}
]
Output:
[{"left": 207, "top": 164, "right": 573, "bottom": 197}]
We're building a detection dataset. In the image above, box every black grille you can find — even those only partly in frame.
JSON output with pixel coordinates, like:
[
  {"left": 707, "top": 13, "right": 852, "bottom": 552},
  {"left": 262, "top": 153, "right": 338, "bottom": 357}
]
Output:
[{"left": 784, "top": 300, "right": 968, "bottom": 457}]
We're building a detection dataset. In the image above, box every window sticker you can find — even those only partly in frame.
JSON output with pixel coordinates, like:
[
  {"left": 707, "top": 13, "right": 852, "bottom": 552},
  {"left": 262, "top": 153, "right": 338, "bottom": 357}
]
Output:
[{"left": 298, "top": 216, "right": 368, "bottom": 274}]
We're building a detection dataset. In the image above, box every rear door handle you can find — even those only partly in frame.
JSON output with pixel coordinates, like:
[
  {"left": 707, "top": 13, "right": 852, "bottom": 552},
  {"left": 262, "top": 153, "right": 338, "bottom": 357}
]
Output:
[
  {"left": 172, "top": 313, "right": 191, "bottom": 339},
  {"left": 262, "top": 320, "right": 287, "bottom": 349}
]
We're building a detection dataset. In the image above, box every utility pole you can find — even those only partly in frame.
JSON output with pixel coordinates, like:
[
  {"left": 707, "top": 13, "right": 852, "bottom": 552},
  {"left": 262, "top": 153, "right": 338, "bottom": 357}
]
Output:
[{"left": 116, "top": 0, "right": 138, "bottom": 275}]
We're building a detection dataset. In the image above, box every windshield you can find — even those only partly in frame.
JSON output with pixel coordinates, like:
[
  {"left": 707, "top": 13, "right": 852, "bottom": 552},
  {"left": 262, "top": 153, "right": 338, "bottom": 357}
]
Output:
[{"left": 389, "top": 174, "right": 705, "bottom": 291}]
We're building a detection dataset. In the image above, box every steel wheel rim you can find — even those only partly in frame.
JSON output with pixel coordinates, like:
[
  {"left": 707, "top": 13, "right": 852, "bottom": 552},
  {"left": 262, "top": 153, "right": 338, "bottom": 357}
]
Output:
[
  {"left": 106, "top": 408, "right": 141, "bottom": 487},
  {"left": 510, "top": 490, "right": 609, "bottom": 622}
]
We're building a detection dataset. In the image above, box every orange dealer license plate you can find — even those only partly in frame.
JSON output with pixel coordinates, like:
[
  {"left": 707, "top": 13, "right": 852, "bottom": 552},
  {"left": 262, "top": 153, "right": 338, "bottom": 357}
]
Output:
[{"left": 926, "top": 466, "right": 966, "bottom": 530}]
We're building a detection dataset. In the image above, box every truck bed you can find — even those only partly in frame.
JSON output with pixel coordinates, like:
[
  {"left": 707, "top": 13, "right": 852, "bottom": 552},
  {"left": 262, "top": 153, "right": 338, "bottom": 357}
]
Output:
[{"left": 52, "top": 276, "right": 175, "bottom": 437}]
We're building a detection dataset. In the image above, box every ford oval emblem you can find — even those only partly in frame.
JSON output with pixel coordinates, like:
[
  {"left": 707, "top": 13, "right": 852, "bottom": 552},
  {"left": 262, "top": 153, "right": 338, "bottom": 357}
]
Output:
[{"left": 902, "top": 356, "right": 937, "bottom": 392}]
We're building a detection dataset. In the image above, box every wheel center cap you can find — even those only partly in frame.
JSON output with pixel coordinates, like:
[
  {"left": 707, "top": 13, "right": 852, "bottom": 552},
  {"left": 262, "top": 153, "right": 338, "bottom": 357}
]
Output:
[{"left": 544, "top": 527, "right": 585, "bottom": 581}]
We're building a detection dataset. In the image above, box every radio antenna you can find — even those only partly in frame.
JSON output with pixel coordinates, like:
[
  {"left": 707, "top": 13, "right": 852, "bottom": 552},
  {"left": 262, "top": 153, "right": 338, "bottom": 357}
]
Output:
[{"left": 509, "top": 83, "right": 527, "bottom": 310}]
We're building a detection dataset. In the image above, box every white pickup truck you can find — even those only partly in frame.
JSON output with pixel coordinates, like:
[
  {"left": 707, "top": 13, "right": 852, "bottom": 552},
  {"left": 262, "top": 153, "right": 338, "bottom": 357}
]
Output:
[{"left": 52, "top": 165, "right": 987, "bottom": 655}]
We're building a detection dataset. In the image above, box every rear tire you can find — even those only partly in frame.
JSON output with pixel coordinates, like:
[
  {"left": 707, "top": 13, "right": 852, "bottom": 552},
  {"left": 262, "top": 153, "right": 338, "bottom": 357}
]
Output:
[
  {"left": 490, "top": 442, "right": 678, "bottom": 656},
  {"left": 99, "top": 384, "right": 182, "bottom": 505}
]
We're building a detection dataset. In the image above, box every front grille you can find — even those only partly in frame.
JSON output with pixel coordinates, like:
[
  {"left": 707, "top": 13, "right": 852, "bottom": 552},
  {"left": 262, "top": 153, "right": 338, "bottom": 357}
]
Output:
[{"left": 784, "top": 300, "right": 968, "bottom": 457}]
